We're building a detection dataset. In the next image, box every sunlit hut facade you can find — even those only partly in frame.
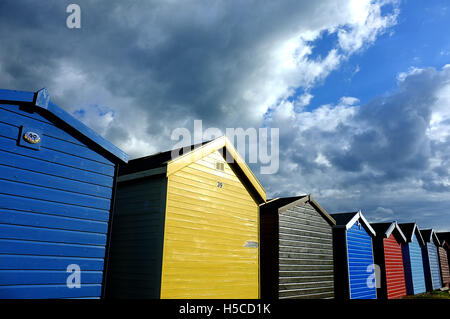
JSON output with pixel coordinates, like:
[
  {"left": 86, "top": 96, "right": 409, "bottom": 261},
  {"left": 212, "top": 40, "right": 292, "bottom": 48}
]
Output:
[
  {"left": 107, "top": 136, "right": 266, "bottom": 298},
  {"left": 0, "top": 88, "right": 128, "bottom": 298},
  {"left": 420, "top": 229, "right": 442, "bottom": 291},
  {"left": 371, "top": 222, "right": 408, "bottom": 299},
  {"left": 260, "top": 196, "right": 336, "bottom": 299},
  {"left": 331, "top": 211, "right": 377, "bottom": 299},
  {"left": 398, "top": 223, "right": 426, "bottom": 295}
]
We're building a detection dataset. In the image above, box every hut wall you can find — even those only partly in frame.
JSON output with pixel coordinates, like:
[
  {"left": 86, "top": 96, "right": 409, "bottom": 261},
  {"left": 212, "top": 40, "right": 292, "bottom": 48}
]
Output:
[
  {"left": 107, "top": 174, "right": 167, "bottom": 298},
  {"left": 0, "top": 101, "right": 117, "bottom": 298},
  {"left": 427, "top": 244, "right": 442, "bottom": 290},
  {"left": 277, "top": 202, "right": 334, "bottom": 299},
  {"left": 346, "top": 223, "right": 377, "bottom": 299},
  {"left": 406, "top": 237, "right": 426, "bottom": 294},
  {"left": 160, "top": 151, "right": 259, "bottom": 298},
  {"left": 383, "top": 235, "right": 406, "bottom": 299},
  {"left": 438, "top": 247, "right": 450, "bottom": 286}
]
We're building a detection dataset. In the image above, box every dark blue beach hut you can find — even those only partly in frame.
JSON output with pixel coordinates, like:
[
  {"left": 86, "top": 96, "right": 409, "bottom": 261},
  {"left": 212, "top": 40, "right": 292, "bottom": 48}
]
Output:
[
  {"left": 420, "top": 229, "right": 442, "bottom": 291},
  {"left": 331, "top": 211, "right": 377, "bottom": 299},
  {"left": 0, "top": 88, "right": 128, "bottom": 298},
  {"left": 398, "top": 223, "right": 426, "bottom": 295}
]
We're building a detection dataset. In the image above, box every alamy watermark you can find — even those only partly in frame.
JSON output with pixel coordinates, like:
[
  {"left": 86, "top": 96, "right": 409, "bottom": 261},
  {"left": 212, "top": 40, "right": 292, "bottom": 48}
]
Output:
[
  {"left": 66, "top": 4, "right": 81, "bottom": 29},
  {"left": 171, "top": 120, "right": 279, "bottom": 174},
  {"left": 66, "top": 264, "right": 81, "bottom": 288}
]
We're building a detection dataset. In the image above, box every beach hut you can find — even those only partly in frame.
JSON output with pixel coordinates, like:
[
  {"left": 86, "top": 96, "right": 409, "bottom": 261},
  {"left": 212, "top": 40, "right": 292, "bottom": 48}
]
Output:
[
  {"left": 398, "top": 223, "right": 426, "bottom": 295},
  {"left": 371, "top": 222, "right": 407, "bottom": 299},
  {"left": 330, "top": 211, "right": 377, "bottom": 299},
  {"left": 420, "top": 229, "right": 442, "bottom": 291},
  {"left": 0, "top": 88, "right": 128, "bottom": 298},
  {"left": 436, "top": 232, "right": 450, "bottom": 287},
  {"left": 107, "top": 136, "right": 266, "bottom": 299},
  {"left": 259, "top": 195, "right": 336, "bottom": 299}
]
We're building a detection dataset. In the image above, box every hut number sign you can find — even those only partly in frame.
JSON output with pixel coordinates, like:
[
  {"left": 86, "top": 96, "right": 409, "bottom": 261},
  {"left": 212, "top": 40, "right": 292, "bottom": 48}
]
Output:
[
  {"left": 19, "top": 126, "right": 42, "bottom": 150},
  {"left": 23, "top": 131, "right": 41, "bottom": 144}
]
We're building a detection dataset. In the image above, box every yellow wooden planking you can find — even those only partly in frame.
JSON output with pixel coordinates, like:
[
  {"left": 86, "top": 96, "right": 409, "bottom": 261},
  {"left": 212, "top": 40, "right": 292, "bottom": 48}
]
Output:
[
  {"left": 160, "top": 150, "right": 260, "bottom": 299},
  {"left": 166, "top": 136, "right": 266, "bottom": 202}
]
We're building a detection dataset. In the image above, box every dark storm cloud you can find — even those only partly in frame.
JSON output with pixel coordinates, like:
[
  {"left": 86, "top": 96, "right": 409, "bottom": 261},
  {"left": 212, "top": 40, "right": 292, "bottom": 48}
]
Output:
[{"left": 2, "top": 1, "right": 447, "bottom": 230}]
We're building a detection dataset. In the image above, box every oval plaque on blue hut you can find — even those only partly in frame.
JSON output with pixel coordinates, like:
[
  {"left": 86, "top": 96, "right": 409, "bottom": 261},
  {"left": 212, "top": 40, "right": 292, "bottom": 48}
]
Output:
[{"left": 23, "top": 131, "right": 41, "bottom": 144}]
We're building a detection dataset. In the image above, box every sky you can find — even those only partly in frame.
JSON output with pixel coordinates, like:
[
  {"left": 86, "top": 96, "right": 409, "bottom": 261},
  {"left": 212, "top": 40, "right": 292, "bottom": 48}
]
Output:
[{"left": 0, "top": 0, "right": 449, "bottom": 231}]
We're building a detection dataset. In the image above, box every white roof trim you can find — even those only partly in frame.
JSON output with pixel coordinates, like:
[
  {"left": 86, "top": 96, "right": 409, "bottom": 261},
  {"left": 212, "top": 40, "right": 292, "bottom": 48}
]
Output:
[
  {"left": 385, "top": 221, "right": 407, "bottom": 243},
  {"left": 346, "top": 210, "right": 376, "bottom": 237}
]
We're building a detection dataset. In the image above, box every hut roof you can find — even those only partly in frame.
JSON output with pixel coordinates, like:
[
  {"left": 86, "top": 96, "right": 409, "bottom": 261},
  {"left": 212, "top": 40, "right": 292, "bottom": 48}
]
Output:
[
  {"left": 398, "top": 223, "right": 425, "bottom": 245},
  {"left": 118, "top": 136, "right": 266, "bottom": 203},
  {"left": 261, "top": 195, "right": 335, "bottom": 226},
  {"left": 371, "top": 221, "right": 407, "bottom": 243},
  {"left": 421, "top": 229, "right": 441, "bottom": 246},
  {"left": 0, "top": 88, "right": 129, "bottom": 163},
  {"left": 331, "top": 211, "right": 376, "bottom": 237}
]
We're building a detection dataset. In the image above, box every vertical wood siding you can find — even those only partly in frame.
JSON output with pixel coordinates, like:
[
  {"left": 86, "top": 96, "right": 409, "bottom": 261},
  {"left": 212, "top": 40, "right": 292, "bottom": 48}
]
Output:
[
  {"left": 346, "top": 223, "right": 377, "bottom": 299},
  {"left": 383, "top": 235, "right": 406, "bottom": 299},
  {"left": 427, "top": 244, "right": 442, "bottom": 290},
  {"left": 107, "top": 175, "right": 166, "bottom": 298},
  {"left": 278, "top": 203, "right": 334, "bottom": 299},
  {"left": 160, "top": 151, "right": 259, "bottom": 298},
  {"left": 438, "top": 247, "right": 450, "bottom": 286},
  {"left": 0, "top": 103, "right": 115, "bottom": 298}
]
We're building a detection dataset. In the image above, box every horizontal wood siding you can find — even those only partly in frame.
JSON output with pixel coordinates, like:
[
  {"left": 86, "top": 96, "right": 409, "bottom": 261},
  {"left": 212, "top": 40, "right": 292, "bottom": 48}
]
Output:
[
  {"left": 278, "top": 203, "right": 334, "bottom": 299},
  {"left": 409, "top": 236, "right": 426, "bottom": 294},
  {"left": 161, "top": 151, "right": 259, "bottom": 299},
  {"left": 383, "top": 235, "right": 406, "bottom": 299},
  {"left": 438, "top": 247, "right": 450, "bottom": 286},
  {"left": 346, "top": 222, "right": 377, "bottom": 299},
  {"left": 107, "top": 175, "right": 166, "bottom": 298},
  {"left": 427, "top": 244, "right": 442, "bottom": 290},
  {"left": 0, "top": 103, "right": 115, "bottom": 299}
]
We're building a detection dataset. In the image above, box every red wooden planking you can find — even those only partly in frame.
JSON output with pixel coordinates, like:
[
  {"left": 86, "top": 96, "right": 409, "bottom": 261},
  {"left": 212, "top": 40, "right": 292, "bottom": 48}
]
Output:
[
  {"left": 383, "top": 234, "right": 407, "bottom": 299},
  {"left": 438, "top": 247, "right": 450, "bottom": 285}
]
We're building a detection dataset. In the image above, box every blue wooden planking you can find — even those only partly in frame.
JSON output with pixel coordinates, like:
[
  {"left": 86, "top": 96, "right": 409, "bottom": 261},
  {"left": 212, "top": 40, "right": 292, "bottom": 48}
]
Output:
[
  {"left": 0, "top": 135, "right": 114, "bottom": 176},
  {"left": 410, "top": 237, "right": 426, "bottom": 294},
  {"left": 0, "top": 179, "right": 111, "bottom": 210},
  {"left": 0, "top": 270, "right": 103, "bottom": 285},
  {"left": 0, "top": 148, "right": 113, "bottom": 188},
  {"left": 347, "top": 222, "right": 377, "bottom": 299},
  {"left": 0, "top": 239, "right": 105, "bottom": 257},
  {"left": 0, "top": 105, "right": 82, "bottom": 145},
  {"left": 0, "top": 209, "right": 108, "bottom": 233},
  {"left": 0, "top": 193, "right": 110, "bottom": 221},
  {"left": 0, "top": 164, "right": 112, "bottom": 199},
  {"left": 0, "top": 224, "right": 107, "bottom": 245},
  {"left": 0, "top": 284, "right": 102, "bottom": 299},
  {"left": 0, "top": 255, "right": 104, "bottom": 270},
  {"left": 0, "top": 91, "right": 125, "bottom": 299},
  {"left": 428, "top": 244, "right": 442, "bottom": 290},
  {"left": 0, "top": 114, "right": 111, "bottom": 165},
  {"left": 0, "top": 90, "right": 34, "bottom": 103}
]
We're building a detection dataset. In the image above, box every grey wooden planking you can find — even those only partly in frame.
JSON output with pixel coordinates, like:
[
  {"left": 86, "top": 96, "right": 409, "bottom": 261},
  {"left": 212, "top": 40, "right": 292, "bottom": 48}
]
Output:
[{"left": 278, "top": 203, "right": 334, "bottom": 299}]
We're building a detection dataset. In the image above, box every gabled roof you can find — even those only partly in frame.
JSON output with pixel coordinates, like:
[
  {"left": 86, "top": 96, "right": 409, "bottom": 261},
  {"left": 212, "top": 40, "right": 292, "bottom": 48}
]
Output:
[
  {"left": 331, "top": 211, "right": 376, "bottom": 237},
  {"left": 398, "top": 223, "right": 425, "bottom": 245},
  {"left": 371, "top": 221, "right": 407, "bottom": 243},
  {"left": 261, "top": 195, "right": 336, "bottom": 226},
  {"left": 420, "top": 229, "right": 441, "bottom": 246},
  {"left": 0, "top": 88, "right": 129, "bottom": 163},
  {"left": 118, "top": 136, "right": 266, "bottom": 203},
  {"left": 437, "top": 232, "right": 450, "bottom": 249}
]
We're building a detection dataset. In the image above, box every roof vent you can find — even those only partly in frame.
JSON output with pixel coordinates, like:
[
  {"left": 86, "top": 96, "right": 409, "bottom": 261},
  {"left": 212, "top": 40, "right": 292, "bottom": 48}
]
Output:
[{"left": 215, "top": 162, "right": 224, "bottom": 171}]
